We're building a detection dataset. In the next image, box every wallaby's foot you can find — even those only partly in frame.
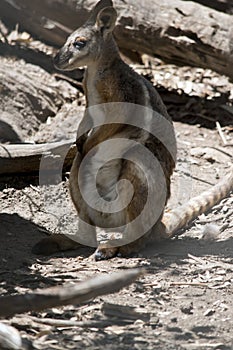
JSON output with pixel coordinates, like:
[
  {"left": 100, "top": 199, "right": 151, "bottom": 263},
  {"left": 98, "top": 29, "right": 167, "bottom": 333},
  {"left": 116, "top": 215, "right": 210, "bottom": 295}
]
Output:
[
  {"left": 94, "top": 229, "right": 159, "bottom": 260},
  {"left": 94, "top": 243, "right": 139, "bottom": 260},
  {"left": 32, "top": 234, "right": 81, "bottom": 255},
  {"left": 94, "top": 234, "right": 124, "bottom": 260},
  {"left": 94, "top": 240, "right": 138, "bottom": 260},
  {"left": 94, "top": 244, "right": 119, "bottom": 260}
]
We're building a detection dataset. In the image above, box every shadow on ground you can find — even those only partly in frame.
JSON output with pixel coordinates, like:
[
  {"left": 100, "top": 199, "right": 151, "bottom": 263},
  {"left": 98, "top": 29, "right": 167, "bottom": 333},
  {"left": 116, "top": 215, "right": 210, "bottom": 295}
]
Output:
[
  {"left": 0, "top": 213, "right": 94, "bottom": 293},
  {"left": 1, "top": 212, "right": 232, "bottom": 293}
]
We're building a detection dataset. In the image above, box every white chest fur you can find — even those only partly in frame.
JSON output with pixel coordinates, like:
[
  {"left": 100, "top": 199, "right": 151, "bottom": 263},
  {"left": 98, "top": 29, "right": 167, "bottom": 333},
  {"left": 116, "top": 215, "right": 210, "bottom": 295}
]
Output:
[{"left": 84, "top": 68, "right": 101, "bottom": 106}]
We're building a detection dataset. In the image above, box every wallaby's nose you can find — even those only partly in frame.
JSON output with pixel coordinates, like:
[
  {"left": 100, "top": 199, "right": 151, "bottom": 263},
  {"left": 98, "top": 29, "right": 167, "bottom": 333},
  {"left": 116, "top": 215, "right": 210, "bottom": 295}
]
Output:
[{"left": 53, "top": 48, "right": 73, "bottom": 70}]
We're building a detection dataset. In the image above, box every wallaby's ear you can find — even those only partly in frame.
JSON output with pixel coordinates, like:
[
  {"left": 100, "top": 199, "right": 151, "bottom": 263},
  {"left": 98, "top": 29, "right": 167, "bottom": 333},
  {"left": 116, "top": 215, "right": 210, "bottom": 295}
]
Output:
[
  {"left": 96, "top": 7, "right": 117, "bottom": 36},
  {"left": 86, "top": 0, "right": 113, "bottom": 25}
]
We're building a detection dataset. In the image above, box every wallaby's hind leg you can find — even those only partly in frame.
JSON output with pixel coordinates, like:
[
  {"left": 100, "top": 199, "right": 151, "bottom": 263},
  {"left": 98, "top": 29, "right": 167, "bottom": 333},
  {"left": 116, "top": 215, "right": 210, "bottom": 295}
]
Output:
[
  {"left": 69, "top": 153, "right": 98, "bottom": 248},
  {"left": 95, "top": 219, "right": 166, "bottom": 260},
  {"left": 32, "top": 208, "right": 97, "bottom": 255},
  {"left": 94, "top": 155, "right": 167, "bottom": 260},
  {"left": 94, "top": 231, "right": 151, "bottom": 261},
  {"left": 32, "top": 234, "right": 81, "bottom": 255},
  {"left": 117, "top": 219, "right": 166, "bottom": 257}
]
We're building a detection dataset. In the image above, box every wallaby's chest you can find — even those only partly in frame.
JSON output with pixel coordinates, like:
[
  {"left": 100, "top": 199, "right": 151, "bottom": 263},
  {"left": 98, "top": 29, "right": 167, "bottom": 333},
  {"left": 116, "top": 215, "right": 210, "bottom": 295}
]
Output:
[{"left": 84, "top": 69, "right": 102, "bottom": 106}]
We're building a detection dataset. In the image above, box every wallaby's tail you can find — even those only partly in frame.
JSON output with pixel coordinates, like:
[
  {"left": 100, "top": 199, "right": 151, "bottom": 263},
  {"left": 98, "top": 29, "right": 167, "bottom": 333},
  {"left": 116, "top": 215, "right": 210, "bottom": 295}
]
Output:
[{"left": 162, "top": 166, "right": 233, "bottom": 238}]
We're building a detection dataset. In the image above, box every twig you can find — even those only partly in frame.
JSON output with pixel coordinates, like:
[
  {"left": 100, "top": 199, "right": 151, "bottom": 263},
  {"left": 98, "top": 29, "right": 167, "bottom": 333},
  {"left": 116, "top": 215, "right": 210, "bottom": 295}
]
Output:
[
  {"left": 102, "top": 302, "right": 150, "bottom": 321},
  {"left": 209, "top": 146, "right": 233, "bottom": 159},
  {"left": 187, "top": 254, "right": 233, "bottom": 271},
  {"left": 53, "top": 73, "right": 84, "bottom": 90},
  {"left": 187, "top": 254, "right": 209, "bottom": 264},
  {"left": 21, "top": 316, "right": 130, "bottom": 328},
  {"left": 170, "top": 282, "right": 207, "bottom": 287},
  {"left": 0, "top": 269, "right": 144, "bottom": 318},
  {"left": 21, "top": 189, "right": 61, "bottom": 222},
  {"left": 0, "top": 26, "right": 9, "bottom": 44},
  {"left": 30, "top": 184, "right": 41, "bottom": 192},
  {"left": 216, "top": 121, "right": 228, "bottom": 146},
  {"left": 183, "top": 343, "right": 225, "bottom": 348},
  {"left": 224, "top": 209, "right": 233, "bottom": 221},
  {"left": 176, "top": 170, "right": 214, "bottom": 186},
  {"left": 144, "top": 282, "right": 208, "bottom": 288}
]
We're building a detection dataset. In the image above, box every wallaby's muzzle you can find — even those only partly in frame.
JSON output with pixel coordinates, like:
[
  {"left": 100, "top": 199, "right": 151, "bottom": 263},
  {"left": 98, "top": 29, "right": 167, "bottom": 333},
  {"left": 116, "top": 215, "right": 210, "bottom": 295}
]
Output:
[{"left": 53, "top": 47, "right": 73, "bottom": 70}]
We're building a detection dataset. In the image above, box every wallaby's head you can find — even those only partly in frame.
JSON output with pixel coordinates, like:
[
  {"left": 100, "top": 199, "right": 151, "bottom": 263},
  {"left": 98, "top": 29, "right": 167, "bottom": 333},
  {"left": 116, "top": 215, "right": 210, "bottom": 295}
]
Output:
[{"left": 54, "top": 0, "right": 117, "bottom": 71}]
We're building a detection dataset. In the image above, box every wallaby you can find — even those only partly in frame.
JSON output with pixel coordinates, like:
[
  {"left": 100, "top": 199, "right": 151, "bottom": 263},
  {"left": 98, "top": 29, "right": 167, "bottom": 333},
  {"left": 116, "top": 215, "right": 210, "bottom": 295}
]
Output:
[{"left": 33, "top": 0, "right": 233, "bottom": 260}]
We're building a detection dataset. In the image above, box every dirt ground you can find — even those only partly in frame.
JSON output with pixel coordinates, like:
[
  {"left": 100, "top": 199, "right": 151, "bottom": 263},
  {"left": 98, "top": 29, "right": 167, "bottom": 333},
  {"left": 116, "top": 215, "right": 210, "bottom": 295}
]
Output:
[
  {"left": 1, "top": 120, "right": 233, "bottom": 349},
  {"left": 0, "top": 31, "right": 233, "bottom": 350}
]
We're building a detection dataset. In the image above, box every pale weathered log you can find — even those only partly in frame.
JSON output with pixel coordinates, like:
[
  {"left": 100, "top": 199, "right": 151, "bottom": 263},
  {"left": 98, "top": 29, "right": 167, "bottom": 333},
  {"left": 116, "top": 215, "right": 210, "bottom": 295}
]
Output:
[
  {"left": 0, "top": 323, "right": 22, "bottom": 350},
  {"left": 0, "top": 269, "right": 144, "bottom": 318},
  {"left": 0, "top": 0, "right": 233, "bottom": 80},
  {"left": 0, "top": 140, "right": 76, "bottom": 175}
]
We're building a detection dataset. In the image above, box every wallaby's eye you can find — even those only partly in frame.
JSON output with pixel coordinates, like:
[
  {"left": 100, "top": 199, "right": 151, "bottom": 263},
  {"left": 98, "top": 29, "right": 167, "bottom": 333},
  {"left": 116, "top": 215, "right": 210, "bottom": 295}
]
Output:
[{"left": 73, "top": 40, "right": 87, "bottom": 50}]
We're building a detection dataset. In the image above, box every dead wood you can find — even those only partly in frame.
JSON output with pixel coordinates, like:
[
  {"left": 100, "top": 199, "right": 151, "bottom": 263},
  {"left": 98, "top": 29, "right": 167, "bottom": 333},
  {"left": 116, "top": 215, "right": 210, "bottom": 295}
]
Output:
[
  {"left": 0, "top": 140, "right": 76, "bottom": 176},
  {"left": 0, "top": 0, "right": 233, "bottom": 80},
  {"left": 0, "top": 41, "right": 55, "bottom": 73},
  {"left": 0, "top": 269, "right": 144, "bottom": 318},
  {"left": 11, "top": 315, "right": 130, "bottom": 330},
  {"left": 0, "top": 41, "right": 84, "bottom": 82},
  {"left": 0, "top": 57, "right": 77, "bottom": 144},
  {"left": 102, "top": 302, "right": 150, "bottom": 321},
  {"left": 187, "top": 0, "right": 233, "bottom": 14},
  {"left": 0, "top": 323, "right": 22, "bottom": 350}
]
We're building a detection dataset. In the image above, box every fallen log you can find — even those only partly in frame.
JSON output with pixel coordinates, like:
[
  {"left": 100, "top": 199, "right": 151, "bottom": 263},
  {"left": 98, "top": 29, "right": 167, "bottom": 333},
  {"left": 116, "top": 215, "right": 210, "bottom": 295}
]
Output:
[
  {"left": 0, "top": 269, "right": 143, "bottom": 318},
  {"left": 0, "top": 140, "right": 76, "bottom": 176},
  {"left": 0, "top": 0, "right": 233, "bottom": 80},
  {"left": 0, "top": 323, "right": 22, "bottom": 350},
  {"left": 0, "top": 57, "right": 78, "bottom": 143},
  {"left": 188, "top": 0, "right": 233, "bottom": 14}
]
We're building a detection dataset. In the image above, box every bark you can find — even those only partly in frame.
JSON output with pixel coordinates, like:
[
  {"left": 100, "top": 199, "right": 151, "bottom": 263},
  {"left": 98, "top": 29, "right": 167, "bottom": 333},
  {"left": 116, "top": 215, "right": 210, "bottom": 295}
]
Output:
[
  {"left": 0, "top": 269, "right": 143, "bottom": 318},
  {"left": 187, "top": 0, "right": 233, "bottom": 14},
  {"left": 0, "top": 0, "right": 233, "bottom": 80},
  {"left": 0, "top": 57, "right": 77, "bottom": 143},
  {"left": 0, "top": 141, "right": 76, "bottom": 176}
]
